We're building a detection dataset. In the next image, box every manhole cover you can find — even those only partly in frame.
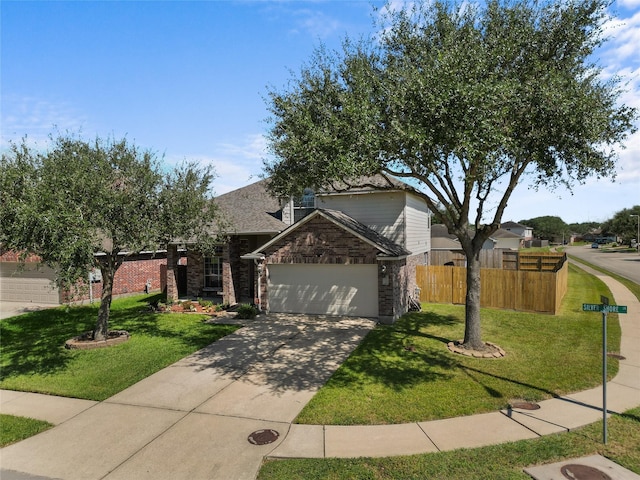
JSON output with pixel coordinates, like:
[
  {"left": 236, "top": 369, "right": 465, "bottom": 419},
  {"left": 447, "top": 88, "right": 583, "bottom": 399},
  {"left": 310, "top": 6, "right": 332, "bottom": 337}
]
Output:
[
  {"left": 607, "top": 353, "right": 626, "bottom": 360},
  {"left": 560, "top": 464, "right": 612, "bottom": 480},
  {"left": 248, "top": 429, "right": 279, "bottom": 445},
  {"left": 510, "top": 401, "right": 540, "bottom": 410}
]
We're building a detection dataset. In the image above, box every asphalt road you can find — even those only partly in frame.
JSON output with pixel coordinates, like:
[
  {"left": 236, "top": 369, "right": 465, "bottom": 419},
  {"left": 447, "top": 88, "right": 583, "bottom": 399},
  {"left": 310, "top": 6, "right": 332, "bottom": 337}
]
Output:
[{"left": 565, "top": 245, "right": 640, "bottom": 286}]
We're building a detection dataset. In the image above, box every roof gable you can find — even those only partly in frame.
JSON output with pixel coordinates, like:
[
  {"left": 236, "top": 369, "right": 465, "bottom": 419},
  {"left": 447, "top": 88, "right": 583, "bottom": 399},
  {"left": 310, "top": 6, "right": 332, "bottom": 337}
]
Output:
[{"left": 248, "top": 208, "right": 410, "bottom": 258}]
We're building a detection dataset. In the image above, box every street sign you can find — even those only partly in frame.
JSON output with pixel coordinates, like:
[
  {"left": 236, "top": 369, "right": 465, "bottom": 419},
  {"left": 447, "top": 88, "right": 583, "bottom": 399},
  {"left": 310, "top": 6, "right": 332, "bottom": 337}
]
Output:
[
  {"left": 582, "top": 297, "right": 627, "bottom": 445},
  {"left": 583, "top": 303, "right": 602, "bottom": 312},
  {"left": 602, "top": 305, "right": 627, "bottom": 314},
  {"left": 582, "top": 303, "right": 627, "bottom": 314}
]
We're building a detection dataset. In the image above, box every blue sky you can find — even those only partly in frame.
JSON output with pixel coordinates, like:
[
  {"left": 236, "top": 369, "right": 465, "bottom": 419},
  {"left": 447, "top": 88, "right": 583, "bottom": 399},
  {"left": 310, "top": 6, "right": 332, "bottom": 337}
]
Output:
[{"left": 2, "top": 0, "right": 639, "bottom": 225}]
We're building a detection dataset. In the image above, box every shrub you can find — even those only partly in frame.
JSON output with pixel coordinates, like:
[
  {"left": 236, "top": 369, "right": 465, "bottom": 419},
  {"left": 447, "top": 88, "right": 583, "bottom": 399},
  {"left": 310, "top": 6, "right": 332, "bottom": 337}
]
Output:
[{"left": 236, "top": 304, "right": 258, "bottom": 319}]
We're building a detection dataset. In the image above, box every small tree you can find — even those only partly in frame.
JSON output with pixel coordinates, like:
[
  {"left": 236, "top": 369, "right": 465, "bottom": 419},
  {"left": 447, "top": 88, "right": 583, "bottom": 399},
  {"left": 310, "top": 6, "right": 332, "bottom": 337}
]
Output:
[
  {"left": 264, "top": 0, "right": 636, "bottom": 350},
  {"left": 0, "top": 134, "right": 219, "bottom": 341}
]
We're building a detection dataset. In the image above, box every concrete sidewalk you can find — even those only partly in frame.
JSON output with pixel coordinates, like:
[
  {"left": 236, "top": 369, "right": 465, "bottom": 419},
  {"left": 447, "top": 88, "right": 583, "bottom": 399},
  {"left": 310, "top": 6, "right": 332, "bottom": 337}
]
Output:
[{"left": 1, "top": 262, "right": 638, "bottom": 479}]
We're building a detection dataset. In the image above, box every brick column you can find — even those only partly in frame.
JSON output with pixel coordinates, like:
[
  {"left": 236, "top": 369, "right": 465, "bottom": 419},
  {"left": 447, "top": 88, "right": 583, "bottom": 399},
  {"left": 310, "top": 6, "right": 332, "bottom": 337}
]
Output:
[{"left": 166, "top": 244, "right": 179, "bottom": 301}]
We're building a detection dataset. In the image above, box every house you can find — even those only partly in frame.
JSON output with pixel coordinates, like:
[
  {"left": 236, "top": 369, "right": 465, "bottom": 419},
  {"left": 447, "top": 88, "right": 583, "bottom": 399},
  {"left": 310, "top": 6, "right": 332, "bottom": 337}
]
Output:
[
  {"left": 501, "top": 221, "right": 533, "bottom": 243},
  {"left": 489, "top": 228, "right": 523, "bottom": 250},
  {"left": 165, "top": 176, "right": 432, "bottom": 323},
  {"left": 0, "top": 248, "right": 167, "bottom": 305},
  {"left": 430, "top": 224, "right": 521, "bottom": 267}
]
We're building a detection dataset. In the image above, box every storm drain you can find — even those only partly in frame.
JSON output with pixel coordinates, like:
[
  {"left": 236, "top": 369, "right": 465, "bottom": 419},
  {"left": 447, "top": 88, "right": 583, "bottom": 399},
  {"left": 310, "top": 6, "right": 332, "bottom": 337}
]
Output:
[
  {"left": 509, "top": 401, "right": 540, "bottom": 410},
  {"left": 560, "top": 464, "right": 612, "bottom": 480},
  {"left": 248, "top": 429, "right": 280, "bottom": 445}
]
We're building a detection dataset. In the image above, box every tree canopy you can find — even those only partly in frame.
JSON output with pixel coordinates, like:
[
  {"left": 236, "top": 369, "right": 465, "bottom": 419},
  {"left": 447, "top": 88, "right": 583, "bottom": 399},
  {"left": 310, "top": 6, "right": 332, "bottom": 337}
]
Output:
[
  {"left": 0, "top": 134, "right": 219, "bottom": 340},
  {"left": 519, "top": 216, "right": 569, "bottom": 241},
  {"left": 601, "top": 206, "right": 640, "bottom": 244},
  {"left": 264, "top": 0, "right": 637, "bottom": 349}
]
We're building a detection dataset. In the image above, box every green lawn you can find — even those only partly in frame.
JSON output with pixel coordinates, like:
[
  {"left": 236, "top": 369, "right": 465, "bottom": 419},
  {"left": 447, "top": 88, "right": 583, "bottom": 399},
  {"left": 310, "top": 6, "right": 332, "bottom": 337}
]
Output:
[
  {"left": 295, "top": 263, "right": 621, "bottom": 425},
  {"left": 0, "top": 294, "right": 239, "bottom": 400},
  {"left": 0, "top": 414, "right": 53, "bottom": 447},
  {"left": 258, "top": 407, "right": 640, "bottom": 479}
]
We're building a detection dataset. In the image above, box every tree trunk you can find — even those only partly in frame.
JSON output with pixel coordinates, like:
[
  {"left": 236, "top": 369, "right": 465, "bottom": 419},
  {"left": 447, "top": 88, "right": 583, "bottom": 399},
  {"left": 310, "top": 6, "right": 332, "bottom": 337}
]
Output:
[
  {"left": 463, "top": 252, "right": 484, "bottom": 350},
  {"left": 93, "top": 259, "right": 116, "bottom": 342}
]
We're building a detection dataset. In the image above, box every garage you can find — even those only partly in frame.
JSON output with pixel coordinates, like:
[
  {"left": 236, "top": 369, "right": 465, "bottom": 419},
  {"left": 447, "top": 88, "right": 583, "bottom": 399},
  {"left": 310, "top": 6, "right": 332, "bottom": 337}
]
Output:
[
  {"left": 267, "top": 264, "right": 378, "bottom": 317},
  {"left": 0, "top": 262, "right": 60, "bottom": 304}
]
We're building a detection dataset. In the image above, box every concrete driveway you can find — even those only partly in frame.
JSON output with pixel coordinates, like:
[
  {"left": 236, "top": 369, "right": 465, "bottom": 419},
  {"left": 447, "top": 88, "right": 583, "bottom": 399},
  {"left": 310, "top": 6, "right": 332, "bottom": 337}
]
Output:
[
  {"left": 0, "top": 301, "right": 58, "bottom": 320},
  {"left": 0, "top": 314, "right": 376, "bottom": 480}
]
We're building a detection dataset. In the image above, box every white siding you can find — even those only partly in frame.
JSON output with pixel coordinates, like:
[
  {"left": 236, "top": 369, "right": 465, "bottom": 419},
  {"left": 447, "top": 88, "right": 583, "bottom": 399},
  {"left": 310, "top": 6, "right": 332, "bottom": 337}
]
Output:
[
  {"left": 404, "top": 193, "right": 431, "bottom": 255},
  {"left": 317, "top": 192, "right": 405, "bottom": 246}
]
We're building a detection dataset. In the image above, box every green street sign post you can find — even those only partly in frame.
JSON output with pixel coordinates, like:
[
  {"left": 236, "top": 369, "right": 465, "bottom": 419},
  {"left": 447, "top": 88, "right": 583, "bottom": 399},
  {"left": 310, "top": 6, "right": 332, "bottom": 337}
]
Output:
[{"left": 582, "top": 296, "right": 627, "bottom": 444}]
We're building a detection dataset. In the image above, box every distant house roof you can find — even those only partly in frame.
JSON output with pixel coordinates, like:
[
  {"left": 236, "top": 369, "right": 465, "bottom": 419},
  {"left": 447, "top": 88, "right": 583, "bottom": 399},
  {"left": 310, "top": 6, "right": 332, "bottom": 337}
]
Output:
[
  {"left": 213, "top": 179, "right": 287, "bottom": 235},
  {"left": 245, "top": 208, "right": 410, "bottom": 259},
  {"left": 501, "top": 221, "right": 531, "bottom": 230},
  {"left": 430, "top": 224, "right": 462, "bottom": 250},
  {"left": 490, "top": 228, "right": 523, "bottom": 240}
]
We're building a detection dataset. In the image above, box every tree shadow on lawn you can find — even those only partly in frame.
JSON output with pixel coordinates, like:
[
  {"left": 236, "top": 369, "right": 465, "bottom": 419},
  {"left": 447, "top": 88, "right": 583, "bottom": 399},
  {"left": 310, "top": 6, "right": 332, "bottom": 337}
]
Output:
[
  {"left": 326, "top": 311, "right": 463, "bottom": 391},
  {"left": 0, "top": 306, "right": 98, "bottom": 379},
  {"left": 0, "top": 294, "right": 230, "bottom": 381}
]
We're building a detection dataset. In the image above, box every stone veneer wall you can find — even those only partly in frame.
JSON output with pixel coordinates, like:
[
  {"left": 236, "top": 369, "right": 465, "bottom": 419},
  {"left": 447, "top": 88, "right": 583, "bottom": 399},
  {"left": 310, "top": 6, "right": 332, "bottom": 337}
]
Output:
[
  {"left": 263, "top": 216, "right": 380, "bottom": 265},
  {"left": 377, "top": 253, "right": 425, "bottom": 324}
]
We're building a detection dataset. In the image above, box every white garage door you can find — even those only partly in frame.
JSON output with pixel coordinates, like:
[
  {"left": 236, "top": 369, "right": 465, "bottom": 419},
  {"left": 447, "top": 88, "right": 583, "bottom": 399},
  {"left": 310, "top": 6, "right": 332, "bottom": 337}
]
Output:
[
  {"left": 0, "top": 262, "right": 60, "bottom": 304},
  {"left": 267, "top": 264, "right": 378, "bottom": 317}
]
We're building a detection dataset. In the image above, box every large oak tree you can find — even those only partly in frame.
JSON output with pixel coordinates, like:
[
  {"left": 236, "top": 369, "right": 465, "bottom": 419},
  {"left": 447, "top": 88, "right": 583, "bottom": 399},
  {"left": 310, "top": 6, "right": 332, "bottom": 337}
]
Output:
[
  {"left": 264, "top": 0, "right": 636, "bottom": 350},
  {"left": 0, "top": 134, "right": 219, "bottom": 341}
]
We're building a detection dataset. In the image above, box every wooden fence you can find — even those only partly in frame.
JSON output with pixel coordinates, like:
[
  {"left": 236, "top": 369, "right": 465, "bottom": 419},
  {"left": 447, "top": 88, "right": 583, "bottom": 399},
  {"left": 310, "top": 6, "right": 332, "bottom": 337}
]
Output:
[
  {"left": 430, "top": 250, "right": 566, "bottom": 271},
  {"left": 416, "top": 253, "right": 568, "bottom": 314}
]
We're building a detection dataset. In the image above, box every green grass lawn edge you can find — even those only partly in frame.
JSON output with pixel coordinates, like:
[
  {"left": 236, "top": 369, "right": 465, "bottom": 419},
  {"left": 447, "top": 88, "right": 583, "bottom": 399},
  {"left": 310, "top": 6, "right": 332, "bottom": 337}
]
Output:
[
  {"left": 0, "top": 414, "right": 53, "bottom": 447},
  {"left": 258, "top": 406, "right": 640, "bottom": 479}
]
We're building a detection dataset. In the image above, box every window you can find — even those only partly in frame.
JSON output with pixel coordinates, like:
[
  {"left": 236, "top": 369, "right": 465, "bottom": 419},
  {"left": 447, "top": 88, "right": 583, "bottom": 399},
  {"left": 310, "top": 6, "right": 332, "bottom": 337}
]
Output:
[
  {"left": 294, "top": 188, "right": 315, "bottom": 222},
  {"left": 204, "top": 256, "right": 222, "bottom": 289}
]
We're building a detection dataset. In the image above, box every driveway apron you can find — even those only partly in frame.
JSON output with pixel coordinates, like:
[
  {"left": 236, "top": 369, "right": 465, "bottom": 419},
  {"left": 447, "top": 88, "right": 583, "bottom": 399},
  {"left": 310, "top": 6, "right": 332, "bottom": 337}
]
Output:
[{"left": 0, "top": 315, "right": 376, "bottom": 480}]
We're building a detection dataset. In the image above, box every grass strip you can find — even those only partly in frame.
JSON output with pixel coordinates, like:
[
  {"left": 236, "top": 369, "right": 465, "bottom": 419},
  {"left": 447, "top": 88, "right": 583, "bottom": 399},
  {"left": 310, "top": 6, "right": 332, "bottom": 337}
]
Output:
[
  {"left": 0, "top": 294, "right": 240, "bottom": 400},
  {"left": 258, "top": 407, "right": 640, "bottom": 479},
  {"left": 0, "top": 414, "right": 53, "bottom": 447},
  {"left": 567, "top": 254, "right": 640, "bottom": 302}
]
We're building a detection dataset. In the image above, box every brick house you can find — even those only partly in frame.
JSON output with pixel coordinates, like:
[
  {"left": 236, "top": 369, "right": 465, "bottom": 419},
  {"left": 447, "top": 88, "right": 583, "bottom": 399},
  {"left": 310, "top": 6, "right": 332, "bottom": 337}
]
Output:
[
  {"left": 166, "top": 176, "right": 432, "bottom": 323},
  {"left": 0, "top": 248, "right": 167, "bottom": 304}
]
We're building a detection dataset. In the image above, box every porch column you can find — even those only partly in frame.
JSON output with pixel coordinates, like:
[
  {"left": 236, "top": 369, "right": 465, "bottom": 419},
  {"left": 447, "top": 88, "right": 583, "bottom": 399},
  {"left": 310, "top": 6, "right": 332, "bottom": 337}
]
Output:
[{"left": 166, "top": 244, "right": 179, "bottom": 301}]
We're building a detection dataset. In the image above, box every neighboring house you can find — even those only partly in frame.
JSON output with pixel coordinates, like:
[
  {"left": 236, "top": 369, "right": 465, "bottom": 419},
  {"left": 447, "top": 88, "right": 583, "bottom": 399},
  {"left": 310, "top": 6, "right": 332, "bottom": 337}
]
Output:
[
  {"left": 0, "top": 249, "right": 167, "bottom": 305},
  {"left": 489, "top": 229, "right": 523, "bottom": 250},
  {"left": 501, "top": 221, "right": 533, "bottom": 242},
  {"left": 430, "top": 224, "right": 521, "bottom": 267},
  {"left": 166, "top": 176, "right": 432, "bottom": 323}
]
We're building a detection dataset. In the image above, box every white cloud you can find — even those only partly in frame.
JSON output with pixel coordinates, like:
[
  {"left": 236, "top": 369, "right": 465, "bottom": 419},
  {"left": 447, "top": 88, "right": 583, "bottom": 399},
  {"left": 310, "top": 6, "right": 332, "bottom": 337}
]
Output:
[
  {"left": 617, "top": 0, "right": 640, "bottom": 9},
  {"left": 290, "top": 9, "right": 342, "bottom": 38},
  {"left": 0, "top": 94, "right": 87, "bottom": 150},
  {"left": 165, "top": 134, "right": 267, "bottom": 196}
]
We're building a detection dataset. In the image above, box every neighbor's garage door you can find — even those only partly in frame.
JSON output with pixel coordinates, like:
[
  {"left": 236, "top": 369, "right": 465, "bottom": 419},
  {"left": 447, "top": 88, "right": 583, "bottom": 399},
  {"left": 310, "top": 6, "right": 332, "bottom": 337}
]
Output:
[
  {"left": 267, "top": 264, "right": 378, "bottom": 317},
  {"left": 0, "top": 262, "right": 60, "bottom": 304}
]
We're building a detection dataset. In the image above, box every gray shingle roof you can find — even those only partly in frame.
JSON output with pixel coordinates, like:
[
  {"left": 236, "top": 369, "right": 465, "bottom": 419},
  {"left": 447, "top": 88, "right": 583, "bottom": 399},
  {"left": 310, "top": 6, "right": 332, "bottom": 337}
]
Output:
[
  {"left": 317, "top": 174, "right": 418, "bottom": 195},
  {"left": 213, "top": 179, "right": 286, "bottom": 235}
]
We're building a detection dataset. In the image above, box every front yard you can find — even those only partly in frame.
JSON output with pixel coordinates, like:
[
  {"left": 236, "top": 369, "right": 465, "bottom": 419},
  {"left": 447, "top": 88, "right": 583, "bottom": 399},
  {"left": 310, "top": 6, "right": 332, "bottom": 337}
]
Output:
[
  {"left": 294, "top": 263, "right": 621, "bottom": 425},
  {"left": 0, "top": 293, "right": 239, "bottom": 400}
]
